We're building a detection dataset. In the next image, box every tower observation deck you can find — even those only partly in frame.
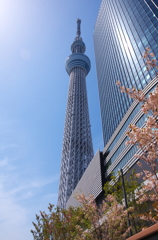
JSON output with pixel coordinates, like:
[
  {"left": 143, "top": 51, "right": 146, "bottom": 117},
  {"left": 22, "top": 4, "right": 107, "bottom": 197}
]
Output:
[{"left": 58, "top": 19, "right": 94, "bottom": 209}]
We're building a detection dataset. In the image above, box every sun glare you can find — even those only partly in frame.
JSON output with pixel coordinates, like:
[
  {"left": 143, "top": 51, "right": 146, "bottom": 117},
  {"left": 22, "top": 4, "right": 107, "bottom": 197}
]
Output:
[{"left": 0, "top": 0, "right": 19, "bottom": 33}]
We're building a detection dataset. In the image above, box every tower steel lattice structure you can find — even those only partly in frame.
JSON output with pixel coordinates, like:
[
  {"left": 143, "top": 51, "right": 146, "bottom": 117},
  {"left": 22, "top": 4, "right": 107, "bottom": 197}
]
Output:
[{"left": 58, "top": 19, "right": 94, "bottom": 209}]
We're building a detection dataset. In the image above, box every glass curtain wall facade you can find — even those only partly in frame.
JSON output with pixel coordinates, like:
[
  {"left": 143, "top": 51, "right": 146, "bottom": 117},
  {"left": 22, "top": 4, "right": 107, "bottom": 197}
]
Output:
[
  {"left": 93, "top": 0, "right": 158, "bottom": 176},
  {"left": 94, "top": 0, "right": 158, "bottom": 146},
  {"left": 144, "top": 0, "right": 158, "bottom": 19}
]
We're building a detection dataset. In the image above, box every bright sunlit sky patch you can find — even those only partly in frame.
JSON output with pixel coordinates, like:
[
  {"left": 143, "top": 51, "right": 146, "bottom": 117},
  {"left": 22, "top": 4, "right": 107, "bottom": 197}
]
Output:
[{"left": 0, "top": 0, "right": 103, "bottom": 239}]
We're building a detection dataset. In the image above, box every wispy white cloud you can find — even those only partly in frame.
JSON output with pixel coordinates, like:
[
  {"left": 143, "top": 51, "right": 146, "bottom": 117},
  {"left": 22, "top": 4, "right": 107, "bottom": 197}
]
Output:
[
  {"left": 42, "top": 193, "right": 58, "bottom": 202},
  {"left": 0, "top": 143, "right": 19, "bottom": 150},
  {"left": 0, "top": 154, "right": 59, "bottom": 240},
  {"left": 31, "top": 175, "right": 59, "bottom": 188},
  {"left": 0, "top": 189, "right": 27, "bottom": 224},
  {"left": 0, "top": 157, "right": 16, "bottom": 170},
  {"left": 0, "top": 170, "right": 59, "bottom": 196},
  {"left": 0, "top": 157, "right": 8, "bottom": 166},
  {"left": 20, "top": 191, "right": 34, "bottom": 200},
  {"left": 0, "top": 180, "right": 29, "bottom": 240}
]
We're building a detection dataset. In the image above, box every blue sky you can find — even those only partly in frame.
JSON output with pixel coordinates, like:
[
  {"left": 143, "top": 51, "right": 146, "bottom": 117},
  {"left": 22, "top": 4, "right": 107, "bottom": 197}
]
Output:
[{"left": 0, "top": 0, "right": 103, "bottom": 239}]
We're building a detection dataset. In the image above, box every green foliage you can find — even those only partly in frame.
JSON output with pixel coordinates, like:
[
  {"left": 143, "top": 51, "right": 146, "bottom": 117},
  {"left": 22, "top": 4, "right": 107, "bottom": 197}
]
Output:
[
  {"left": 31, "top": 204, "right": 91, "bottom": 240},
  {"left": 104, "top": 170, "right": 140, "bottom": 204},
  {"left": 103, "top": 170, "right": 150, "bottom": 234},
  {"left": 31, "top": 194, "right": 131, "bottom": 240}
]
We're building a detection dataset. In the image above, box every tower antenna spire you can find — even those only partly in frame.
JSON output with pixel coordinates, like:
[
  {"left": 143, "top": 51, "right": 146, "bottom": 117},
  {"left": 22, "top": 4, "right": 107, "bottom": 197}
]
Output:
[{"left": 76, "top": 18, "right": 81, "bottom": 37}]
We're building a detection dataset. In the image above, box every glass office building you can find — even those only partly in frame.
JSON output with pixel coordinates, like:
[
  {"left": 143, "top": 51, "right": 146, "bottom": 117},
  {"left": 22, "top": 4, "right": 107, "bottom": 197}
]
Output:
[{"left": 93, "top": 0, "right": 158, "bottom": 176}]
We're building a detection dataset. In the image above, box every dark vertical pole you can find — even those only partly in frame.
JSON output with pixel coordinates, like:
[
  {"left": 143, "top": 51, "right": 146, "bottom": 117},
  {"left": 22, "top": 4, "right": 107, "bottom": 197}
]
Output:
[
  {"left": 120, "top": 169, "right": 132, "bottom": 237},
  {"left": 76, "top": 18, "right": 81, "bottom": 37}
]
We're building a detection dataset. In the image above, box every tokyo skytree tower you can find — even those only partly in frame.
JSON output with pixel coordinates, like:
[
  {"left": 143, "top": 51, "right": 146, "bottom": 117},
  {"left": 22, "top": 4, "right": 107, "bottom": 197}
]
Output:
[{"left": 58, "top": 19, "right": 94, "bottom": 209}]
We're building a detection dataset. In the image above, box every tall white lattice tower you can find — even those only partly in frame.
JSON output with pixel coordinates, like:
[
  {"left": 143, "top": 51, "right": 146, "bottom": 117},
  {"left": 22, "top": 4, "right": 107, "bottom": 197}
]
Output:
[{"left": 58, "top": 19, "right": 94, "bottom": 209}]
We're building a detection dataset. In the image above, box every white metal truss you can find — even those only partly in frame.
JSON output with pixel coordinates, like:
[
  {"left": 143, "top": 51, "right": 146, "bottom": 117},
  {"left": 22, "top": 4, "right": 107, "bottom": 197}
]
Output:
[{"left": 58, "top": 19, "right": 94, "bottom": 209}]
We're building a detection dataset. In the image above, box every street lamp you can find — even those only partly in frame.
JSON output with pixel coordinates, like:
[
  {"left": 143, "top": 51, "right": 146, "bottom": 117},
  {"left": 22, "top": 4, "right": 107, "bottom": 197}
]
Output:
[{"left": 120, "top": 168, "right": 132, "bottom": 237}]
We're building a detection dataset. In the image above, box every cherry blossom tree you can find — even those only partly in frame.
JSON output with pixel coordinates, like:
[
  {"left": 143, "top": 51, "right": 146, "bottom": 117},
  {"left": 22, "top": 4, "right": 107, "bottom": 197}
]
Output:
[{"left": 75, "top": 193, "right": 131, "bottom": 240}]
